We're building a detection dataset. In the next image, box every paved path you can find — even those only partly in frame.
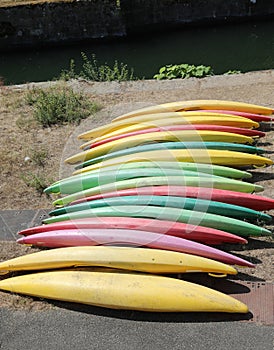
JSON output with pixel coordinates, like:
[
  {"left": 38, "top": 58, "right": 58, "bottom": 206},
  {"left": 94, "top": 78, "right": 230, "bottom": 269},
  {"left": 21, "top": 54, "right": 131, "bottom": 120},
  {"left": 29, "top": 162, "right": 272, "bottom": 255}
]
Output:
[{"left": 1, "top": 307, "right": 273, "bottom": 350}]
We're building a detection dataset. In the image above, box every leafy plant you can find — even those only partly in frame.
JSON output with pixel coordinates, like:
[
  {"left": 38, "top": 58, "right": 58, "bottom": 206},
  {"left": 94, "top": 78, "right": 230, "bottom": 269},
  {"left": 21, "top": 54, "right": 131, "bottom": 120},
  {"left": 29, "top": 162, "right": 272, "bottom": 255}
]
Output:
[
  {"left": 25, "top": 85, "right": 99, "bottom": 127},
  {"left": 224, "top": 70, "right": 242, "bottom": 75},
  {"left": 154, "top": 63, "right": 214, "bottom": 80},
  {"left": 21, "top": 172, "right": 51, "bottom": 196},
  {"left": 30, "top": 147, "right": 48, "bottom": 167},
  {"left": 60, "top": 52, "right": 138, "bottom": 82}
]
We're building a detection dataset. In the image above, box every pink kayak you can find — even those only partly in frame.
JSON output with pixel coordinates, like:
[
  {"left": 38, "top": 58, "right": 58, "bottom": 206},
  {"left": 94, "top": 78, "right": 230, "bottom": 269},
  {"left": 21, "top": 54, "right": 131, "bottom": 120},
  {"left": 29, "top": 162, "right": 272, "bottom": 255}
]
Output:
[
  {"left": 200, "top": 110, "right": 272, "bottom": 122},
  {"left": 69, "top": 186, "right": 274, "bottom": 211},
  {"left": 87, "top": 125, "right": 265, "bottom": 149},
  {"left": 17, "top": 217, "right": 247, "bottom": 245},
  {"left": 17, "top": 228, "right": 254, "bottom": 267}
]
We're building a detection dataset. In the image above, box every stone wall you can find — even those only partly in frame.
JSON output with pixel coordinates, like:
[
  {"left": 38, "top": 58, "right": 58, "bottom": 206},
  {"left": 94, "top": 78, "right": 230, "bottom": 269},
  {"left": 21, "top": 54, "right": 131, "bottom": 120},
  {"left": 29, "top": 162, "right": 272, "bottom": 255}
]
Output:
[
  {"left": 1, "top": 0, "right": 274, "bottom": 50},
  {"left": 121, "top": 0, "right": 274, "bottom": 32},
  {"left": 0, "top": 0, "right": 125, "bottom": 50}
]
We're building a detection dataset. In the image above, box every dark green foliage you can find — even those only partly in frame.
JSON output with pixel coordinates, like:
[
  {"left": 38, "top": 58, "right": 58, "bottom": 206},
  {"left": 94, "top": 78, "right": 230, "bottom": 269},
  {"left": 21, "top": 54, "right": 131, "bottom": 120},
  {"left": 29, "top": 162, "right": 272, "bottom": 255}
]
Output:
[
  {"left": 154, "top": 63, "right": 214, "bottom": 80},
  {"left": 26, "top": 86, "right": 99, "bottom": 127}
]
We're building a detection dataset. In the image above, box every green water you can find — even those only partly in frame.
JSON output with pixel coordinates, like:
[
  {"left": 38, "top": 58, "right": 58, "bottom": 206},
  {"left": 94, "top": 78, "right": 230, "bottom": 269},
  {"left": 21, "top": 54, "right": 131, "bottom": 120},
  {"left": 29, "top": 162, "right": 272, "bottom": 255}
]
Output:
[{"left": 0, "top": 19, "right": 274, "bottom": 85}]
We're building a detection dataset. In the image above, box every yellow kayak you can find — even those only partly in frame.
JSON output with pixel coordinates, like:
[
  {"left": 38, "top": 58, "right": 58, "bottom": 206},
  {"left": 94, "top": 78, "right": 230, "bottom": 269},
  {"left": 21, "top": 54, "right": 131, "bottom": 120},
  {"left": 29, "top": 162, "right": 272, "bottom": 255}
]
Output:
[
  {"left": 0, "top": 270, "right": 248, "bottom": 312},
  {"left": 78, "top": 112, "right": 259, "bottom": 141},
  {"left": 113, "top": 99, "right": 273, "bottom": 121},
  {"left": 73, "top": 149, "right": 273, "bottom": 175},
  {"left": 66, "top": 131, "right": 254, "bottom": 165},
  {"left": 0, "top": 246, "right": 237, "bottom": 275}
]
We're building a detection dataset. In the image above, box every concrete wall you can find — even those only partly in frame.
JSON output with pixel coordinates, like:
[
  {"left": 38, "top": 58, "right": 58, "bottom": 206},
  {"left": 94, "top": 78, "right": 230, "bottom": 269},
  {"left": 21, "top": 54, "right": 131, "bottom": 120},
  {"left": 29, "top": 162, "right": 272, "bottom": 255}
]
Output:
[{"left": 1, "top": 0, "right": 274, "bottom": 50}]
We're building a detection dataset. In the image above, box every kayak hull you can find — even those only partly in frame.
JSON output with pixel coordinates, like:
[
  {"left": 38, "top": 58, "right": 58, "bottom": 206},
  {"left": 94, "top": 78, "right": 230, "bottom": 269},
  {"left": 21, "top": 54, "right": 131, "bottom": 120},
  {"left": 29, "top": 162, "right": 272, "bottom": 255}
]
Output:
[
  {"left": 18, "top": 217, "right": 247, "bottom": 245},
  {"left": 43, "top": 205, "right": 271, "bottom": 237},
  {"left": 69, "top": 186, "right": 274, "bottom": 211},
  {"left": 0, "top": 270, "right": 249, "bottom": 313},
  {"left": 0, "top": 246, "right": 238, "bottom": 275},
  {"left": 17, "top": 228, "right": 254, "bottom": 267}
]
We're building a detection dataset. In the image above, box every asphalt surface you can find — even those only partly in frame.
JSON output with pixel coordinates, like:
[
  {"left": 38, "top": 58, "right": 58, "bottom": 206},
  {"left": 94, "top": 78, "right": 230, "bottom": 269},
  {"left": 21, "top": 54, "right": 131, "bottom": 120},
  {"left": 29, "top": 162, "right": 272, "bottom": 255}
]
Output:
[{"left": 1, "top": 307, "right": 274, "bottom": 350}]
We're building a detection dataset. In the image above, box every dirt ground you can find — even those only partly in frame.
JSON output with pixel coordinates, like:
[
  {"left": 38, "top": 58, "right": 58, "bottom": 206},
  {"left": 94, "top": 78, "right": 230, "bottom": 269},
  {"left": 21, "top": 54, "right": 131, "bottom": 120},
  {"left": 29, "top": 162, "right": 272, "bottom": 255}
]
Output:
[{"left": 0, "top": 73, "right": 273, "bottom": 308}]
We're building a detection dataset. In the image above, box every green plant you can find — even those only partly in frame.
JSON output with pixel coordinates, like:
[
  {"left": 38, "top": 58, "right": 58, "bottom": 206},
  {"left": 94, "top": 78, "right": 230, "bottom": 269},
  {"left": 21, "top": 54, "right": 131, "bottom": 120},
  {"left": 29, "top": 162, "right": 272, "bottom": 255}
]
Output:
[
  {"left": 60, "top": 52, "right": 138, "bottom": 82},
  {"left": 30, "top": 147, "right": 48, "bottom": 167},
  {"left": 224, "top": 70, "right": 242, "bottom": 75},
  {"left": 21, "top": 171, "right": 51, "bottom": 195},
  {"left": 59, "top": 59, "right": 78, "bottom": 81},
  {"left": 25, "top": 85, "right": 99, "bottom": 127},
  {"left": 154, "top": 63, "right": 214, "bottom": 80}
]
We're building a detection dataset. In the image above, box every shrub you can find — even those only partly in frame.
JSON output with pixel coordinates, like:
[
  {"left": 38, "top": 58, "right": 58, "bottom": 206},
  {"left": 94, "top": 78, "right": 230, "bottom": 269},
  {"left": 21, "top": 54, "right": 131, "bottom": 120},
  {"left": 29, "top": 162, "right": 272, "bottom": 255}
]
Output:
[
  {"left": 26, "top": 85, "right": 99, "bottom": 127},
  {"left": 154, "top": 63, "right": 214, "bottom": 80},
  {"left": 60, "top": 52, "right": 138, "bottom": 82}
]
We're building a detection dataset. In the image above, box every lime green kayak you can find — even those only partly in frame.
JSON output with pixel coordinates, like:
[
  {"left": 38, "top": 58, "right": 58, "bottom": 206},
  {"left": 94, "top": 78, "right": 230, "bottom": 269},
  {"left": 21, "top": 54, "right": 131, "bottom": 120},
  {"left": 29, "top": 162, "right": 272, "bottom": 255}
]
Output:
[
  {"left": 52, "top": 176, "right": 263, "bottom": 206},
  {"left": 43, "top": 205, "right": 271, "bottom": 237},
  {"left": 73, "top": 161, "right": 251, "bottom": 179},
  {"left": 45, "top": 168, "right": 244, "bottom": 195}
]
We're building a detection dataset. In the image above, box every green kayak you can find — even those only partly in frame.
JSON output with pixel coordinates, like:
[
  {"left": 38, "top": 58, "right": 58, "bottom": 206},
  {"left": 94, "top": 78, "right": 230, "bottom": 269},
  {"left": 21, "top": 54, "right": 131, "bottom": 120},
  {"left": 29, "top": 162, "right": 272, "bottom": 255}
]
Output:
[
  {"left": 52, "top": 176, "right": 264, "bottom": 206},
  {"left": 49, "top": 195, "right": 271, "bottom": 223},
  {"left": 46, "top": 168, "right": 237, "bottom": 195},
  {"left": 43, "top": 205, "right": 271, "bottom": 237}
]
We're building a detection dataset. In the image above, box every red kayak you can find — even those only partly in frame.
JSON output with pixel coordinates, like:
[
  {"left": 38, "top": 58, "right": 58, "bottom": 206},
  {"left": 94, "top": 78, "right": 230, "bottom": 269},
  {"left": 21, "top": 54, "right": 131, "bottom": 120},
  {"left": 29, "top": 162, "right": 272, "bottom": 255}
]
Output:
[
  {"left": 87, "top": 125, "right": 265, "bottom": 149},
  {"left": 202, "top": 110, "right": 272, "bottom": 122},
  {"left": 69, "top": 186, "right": 274, "bottom": 211},
  {"left": 17, "top": 217, "right": 247, "bottom": 245}
]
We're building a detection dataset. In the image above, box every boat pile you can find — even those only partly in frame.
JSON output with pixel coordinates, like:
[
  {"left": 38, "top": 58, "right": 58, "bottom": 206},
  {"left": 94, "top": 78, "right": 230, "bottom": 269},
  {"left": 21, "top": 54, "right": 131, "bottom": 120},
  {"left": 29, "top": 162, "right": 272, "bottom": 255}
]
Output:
[{"left": 1, "top": 99, "right": 273, "bottom": 313}]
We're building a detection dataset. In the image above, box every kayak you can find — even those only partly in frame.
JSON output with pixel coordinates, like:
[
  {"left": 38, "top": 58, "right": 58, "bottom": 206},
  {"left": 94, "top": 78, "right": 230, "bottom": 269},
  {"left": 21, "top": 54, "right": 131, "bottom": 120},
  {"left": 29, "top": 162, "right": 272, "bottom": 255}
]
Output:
[
  {"left": 0, "top": 246, "right": 238, "bottom": 275},
  {"left": 112, "top": 99, "right": 273, "bottom": 121},
  {"left": 78, "top": 113, "right": 259, "bottom": 141},
  {"left": 18, "top": 217, "right": 247, "bottom": 245},
  {"left": 200, "top": 110, "right": 272, "bottom": 122},
  {"left": 69, "top": 186, "right": 274, "bottom": 212},
  {"left": 16, "top": 228, "right": 254, "bottom": 267},
  {"left": 81, "top": 125, "right": 264, "bottom": 150},
  {"left": 73, "top": 149, "right": 273, "bottom": 171},
  {"left": 45, "top": 167, "right": 222, "bottom": 195},
  {"left": 52, "top": 177, "right": 264, "bottom": 206},
  {"left": 65, "top": 131, "right": 255, "bottom": 165},
  {"left": 69, "top": 142, "right": 264, "bottom": 170},
  {"left": 0, "top": 270, "right": 249, "bottom": 313},
  {"left": 82, "top": 141, "right": 264, "bottom": 156},
  {"left": 43, "top": 205, "right": 272, "bottom": 237},
  {"left": 49, "top": 195, "right": 271, "bottom": 223},
  {"left": 72, "top": 160, "right": 252, "bottom": 179}
]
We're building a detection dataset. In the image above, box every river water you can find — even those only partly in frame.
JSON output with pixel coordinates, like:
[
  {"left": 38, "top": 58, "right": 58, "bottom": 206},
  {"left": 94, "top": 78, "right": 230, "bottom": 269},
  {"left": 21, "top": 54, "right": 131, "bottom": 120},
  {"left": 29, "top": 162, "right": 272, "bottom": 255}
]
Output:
[{"left": 0, "top": 19, "right": 274, "bottom": 85}]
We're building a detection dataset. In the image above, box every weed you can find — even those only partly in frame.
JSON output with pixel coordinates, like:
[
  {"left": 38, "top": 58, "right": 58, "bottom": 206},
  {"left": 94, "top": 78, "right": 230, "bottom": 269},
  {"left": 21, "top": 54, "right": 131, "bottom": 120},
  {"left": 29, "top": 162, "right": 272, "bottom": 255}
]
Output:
[
  {"left": 60, "top": 52, "right": 138, "bottom": 82},
  {"left": 59, "top": 59, "right": 78, "bottom": 81},
  {"left": 154, "top": 63, "right": 214, "bottom": 80},
  {"left": 21, "top": 171, "right": 51, "bottom": 195},
  {"left": 224, "top": 70, "right": 242, "bottom": 75},
  {"left": 25, "top": 85, "right": 99, "bottom": 127},
  {"left": 30, "top": 147, "right": 48, "bottom": 167}
]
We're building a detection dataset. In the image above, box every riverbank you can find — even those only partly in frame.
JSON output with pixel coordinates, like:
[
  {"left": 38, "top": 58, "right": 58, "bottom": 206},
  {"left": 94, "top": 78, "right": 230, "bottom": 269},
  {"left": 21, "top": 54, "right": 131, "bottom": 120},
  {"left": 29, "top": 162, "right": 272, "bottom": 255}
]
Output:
[{"left": 0, "top": 71, "right": 273, "bottom": 299}]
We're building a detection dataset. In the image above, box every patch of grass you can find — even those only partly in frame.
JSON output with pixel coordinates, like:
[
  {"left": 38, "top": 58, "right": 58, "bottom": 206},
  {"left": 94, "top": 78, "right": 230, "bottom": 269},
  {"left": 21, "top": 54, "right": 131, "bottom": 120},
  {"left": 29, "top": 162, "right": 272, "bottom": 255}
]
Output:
[
  {"left": 25, "top": 85, "right": 99, "bottom": 127},
  {"left": 30, "top": 147, "right": 48, "bottom": 167},
  {"left": 21, "top": 171, "right": 52, "bottom": 195},
  {"left": 60, "top": 52, "right": 138, "bottom": 82}
]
